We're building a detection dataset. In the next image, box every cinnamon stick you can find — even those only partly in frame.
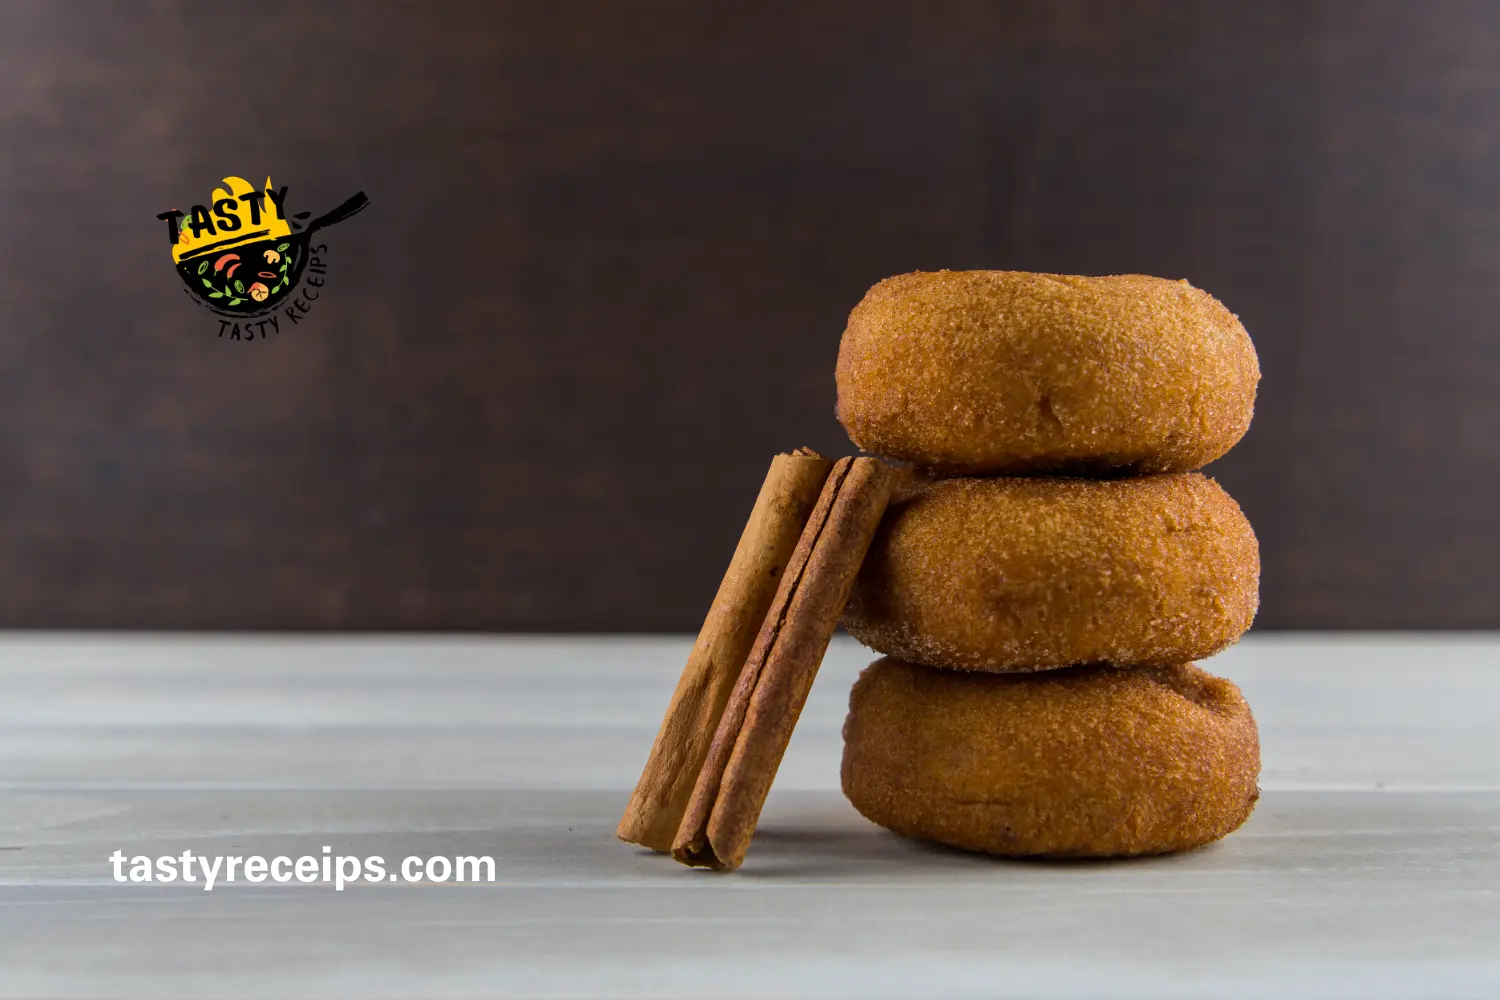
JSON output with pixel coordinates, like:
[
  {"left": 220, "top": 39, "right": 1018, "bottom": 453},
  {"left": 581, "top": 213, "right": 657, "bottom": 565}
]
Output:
[
  {"left": 617, "top": 448, "right": 833, "bottom": 852},
  {"left": 672, "top": 456, "right": 896, "bottom": 871}
]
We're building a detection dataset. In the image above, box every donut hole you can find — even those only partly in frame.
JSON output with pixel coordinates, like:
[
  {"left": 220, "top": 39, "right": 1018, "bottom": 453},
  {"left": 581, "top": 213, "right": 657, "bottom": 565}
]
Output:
[{"left": 1036, "top": 393, "right": 1064, "bottom": 431}]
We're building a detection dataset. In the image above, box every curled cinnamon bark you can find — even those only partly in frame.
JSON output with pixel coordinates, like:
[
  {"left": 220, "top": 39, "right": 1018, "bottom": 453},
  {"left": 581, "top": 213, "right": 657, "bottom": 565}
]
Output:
[
  {"left": 672, "top": 456, "right": 896, "bottom": 871},
  {"left": 617, "top": 449, "right": 832, "bottom": 852}
]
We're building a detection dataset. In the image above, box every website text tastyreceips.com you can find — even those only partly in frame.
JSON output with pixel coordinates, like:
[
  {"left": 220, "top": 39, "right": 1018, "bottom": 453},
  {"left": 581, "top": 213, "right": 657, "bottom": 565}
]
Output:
[{"left": 108, "top": 848, "right": 496, "bottom": 891}]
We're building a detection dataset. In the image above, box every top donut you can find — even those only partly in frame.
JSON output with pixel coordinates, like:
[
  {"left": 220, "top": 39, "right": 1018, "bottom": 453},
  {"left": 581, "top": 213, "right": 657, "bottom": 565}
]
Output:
[{"left": 835, "top": 271, "right": 1259, "bottom": 475}]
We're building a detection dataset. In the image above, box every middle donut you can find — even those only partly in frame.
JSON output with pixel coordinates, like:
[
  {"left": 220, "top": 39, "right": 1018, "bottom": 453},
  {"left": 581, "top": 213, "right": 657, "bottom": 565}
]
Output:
[{"left": 842, "top": 472, "right": 1259, "bottom": 672}]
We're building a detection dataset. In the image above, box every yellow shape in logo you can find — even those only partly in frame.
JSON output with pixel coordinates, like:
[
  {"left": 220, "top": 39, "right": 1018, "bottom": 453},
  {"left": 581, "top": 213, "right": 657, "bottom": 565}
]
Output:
[{"left": 171, "top": 176, "right": 293, "bottom": 263}]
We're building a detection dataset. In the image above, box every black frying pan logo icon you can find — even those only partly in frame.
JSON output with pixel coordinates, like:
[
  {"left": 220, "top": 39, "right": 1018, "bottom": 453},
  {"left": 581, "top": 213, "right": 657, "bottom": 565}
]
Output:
[{"left": 158, "top": 176, "right": 368, "bottom": 319}]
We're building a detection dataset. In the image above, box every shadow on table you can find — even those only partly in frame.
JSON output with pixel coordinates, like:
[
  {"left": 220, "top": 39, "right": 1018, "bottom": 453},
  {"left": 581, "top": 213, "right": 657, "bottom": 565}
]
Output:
[{"left": 732, "top": 801, "right": 1188, "bottom": 880}]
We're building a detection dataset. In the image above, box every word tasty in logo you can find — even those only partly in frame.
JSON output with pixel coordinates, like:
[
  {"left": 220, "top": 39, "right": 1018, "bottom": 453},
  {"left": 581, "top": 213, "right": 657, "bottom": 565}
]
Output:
[{"left": 157, "top": 177, "right": 369, "bottom": 340}]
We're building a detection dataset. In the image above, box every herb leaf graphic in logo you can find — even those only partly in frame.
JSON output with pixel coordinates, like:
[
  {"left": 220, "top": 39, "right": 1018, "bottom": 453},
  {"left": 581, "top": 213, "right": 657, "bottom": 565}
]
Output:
[{"left": 158, "top": 177, "right": 368, "bottom": 319}]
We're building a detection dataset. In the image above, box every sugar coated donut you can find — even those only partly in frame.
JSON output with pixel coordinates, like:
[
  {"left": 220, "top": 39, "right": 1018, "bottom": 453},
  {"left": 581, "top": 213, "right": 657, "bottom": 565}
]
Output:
[
  {"left": 842, "top": 657, "right": 1261, "bottom": 857},
  {"left": 842, "top": 473, "right": 1258, "bottom": 672},
  {"left": 835, "top": 270, "right": 1259, "bottom": 475}
]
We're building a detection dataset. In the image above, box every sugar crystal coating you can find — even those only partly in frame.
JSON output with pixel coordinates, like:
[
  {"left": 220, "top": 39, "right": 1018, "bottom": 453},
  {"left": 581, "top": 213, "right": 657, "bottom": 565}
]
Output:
[
  {"left": 841, "top": 657, "right": 1261, "bottom": 857},
  {"left": 842, "top": 473, "right": 1259, "bottom": 672},
  {"left": 835, "top": 270, "right": 1259, "bottom": 474}
]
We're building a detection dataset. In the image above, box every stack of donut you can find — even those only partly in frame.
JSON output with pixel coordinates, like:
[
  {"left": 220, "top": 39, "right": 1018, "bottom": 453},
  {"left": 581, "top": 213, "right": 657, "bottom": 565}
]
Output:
[{"left": 833, "top": 271, "right": 1263, "bottom": 857}]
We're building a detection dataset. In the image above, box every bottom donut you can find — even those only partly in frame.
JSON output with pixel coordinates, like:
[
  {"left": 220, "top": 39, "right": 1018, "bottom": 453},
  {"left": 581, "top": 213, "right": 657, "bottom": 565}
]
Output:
[{"left": 841, "top": 657, "right": 1260, "bottom": 857}]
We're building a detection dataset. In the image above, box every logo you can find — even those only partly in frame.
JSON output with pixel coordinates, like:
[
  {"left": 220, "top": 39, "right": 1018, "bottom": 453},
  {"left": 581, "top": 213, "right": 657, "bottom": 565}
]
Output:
[{"left": 157, "top": 177, "right": 368, "bottom": 340}]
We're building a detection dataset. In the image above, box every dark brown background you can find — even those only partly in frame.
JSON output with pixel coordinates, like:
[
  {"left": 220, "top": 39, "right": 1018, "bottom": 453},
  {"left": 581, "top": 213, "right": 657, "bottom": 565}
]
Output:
[{"left": 0, "top": 1, "right": 1495, "bottom": 630}]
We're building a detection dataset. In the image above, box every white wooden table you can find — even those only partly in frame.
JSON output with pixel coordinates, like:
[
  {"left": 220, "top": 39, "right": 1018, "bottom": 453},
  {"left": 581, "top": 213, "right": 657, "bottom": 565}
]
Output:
[{"left": 0, "top": 633, "right": 1495, "bottom": 999}]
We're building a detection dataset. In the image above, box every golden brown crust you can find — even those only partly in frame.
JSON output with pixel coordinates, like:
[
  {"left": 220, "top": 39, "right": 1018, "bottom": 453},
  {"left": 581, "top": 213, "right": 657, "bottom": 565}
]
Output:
[
  {"left": 841, "top": 658, "right": 1261, "bottom": 857},
  {"left": 835, "top": 270, "right": 1259, "bottom": 475},
  {"left": 841, "top": 473, "right": 1259, "bottom": 672}
]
